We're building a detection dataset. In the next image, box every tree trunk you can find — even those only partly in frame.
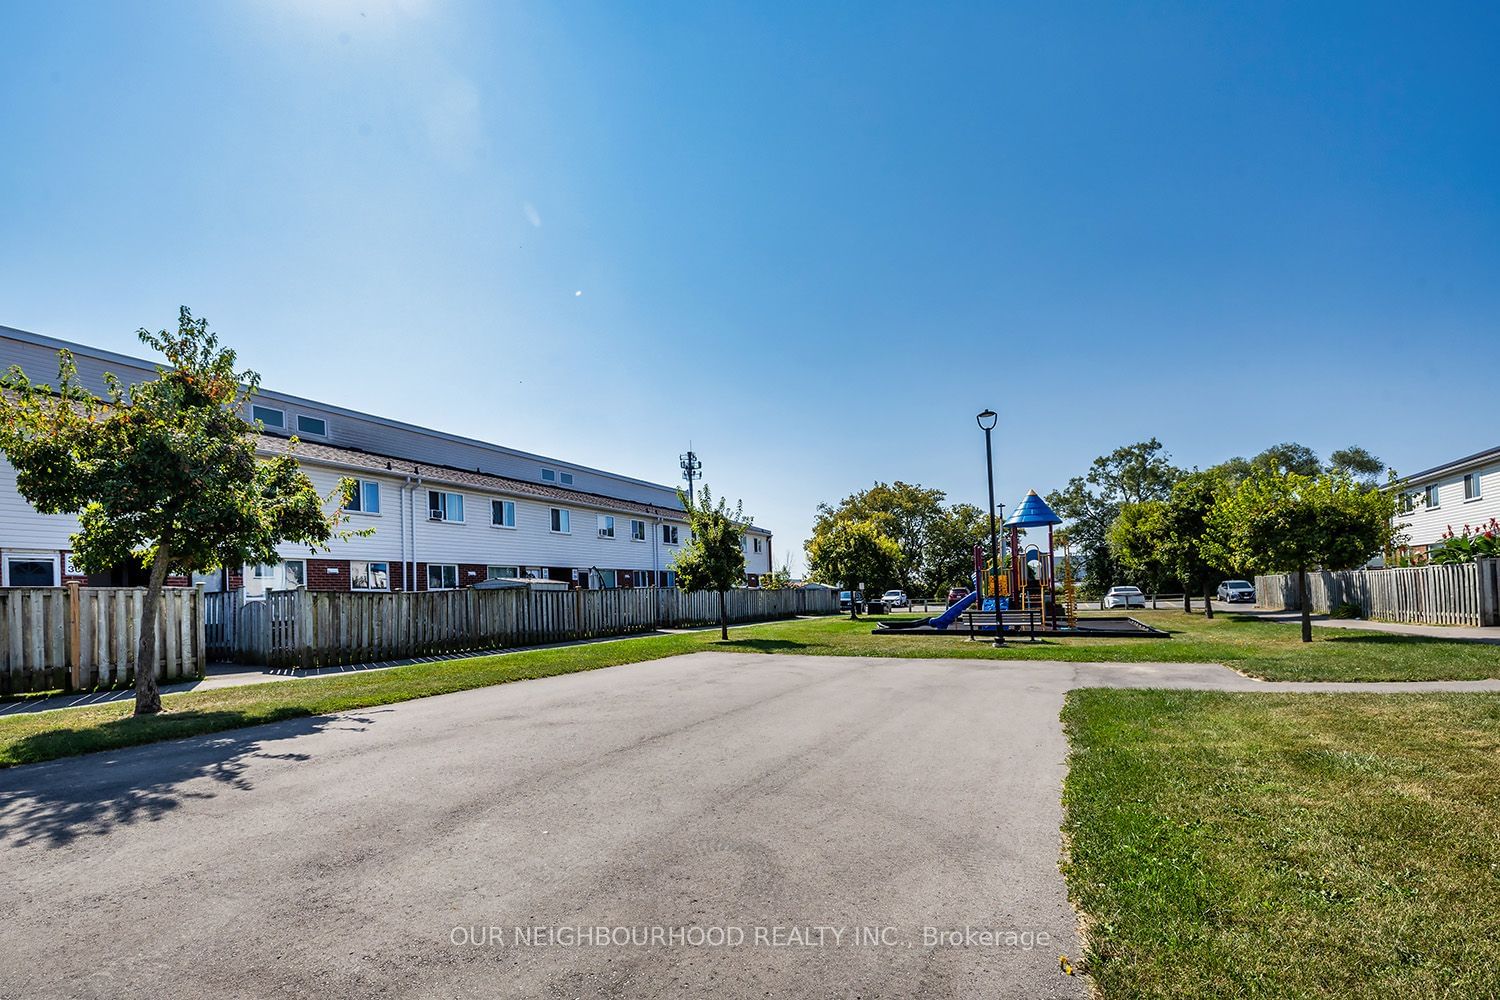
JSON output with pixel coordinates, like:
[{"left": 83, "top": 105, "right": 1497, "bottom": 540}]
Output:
[
  {"left": 134, "top": 542, "right": 171, "bottom": 715},
  {"left": 1182, "top": 588, "right": 1192, "bottom": 613},
  {"left": 1202, "top": 580, "right": 1214, "bottom": 619},
  {"left": 718, "top": 589, "right": 728, "bottom": 641},
  {"left": 1297, "top": 565, "right": 1312, "bottom": 643}
]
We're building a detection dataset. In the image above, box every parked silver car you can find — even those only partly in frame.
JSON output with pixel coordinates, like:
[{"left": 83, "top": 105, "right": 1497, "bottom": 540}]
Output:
[
  {"left": 1103, "top": 585, "right": 1146, "bottom": 609},
  {"left": 1216, "top": 579, "right": 1256, "bottom": 604}
]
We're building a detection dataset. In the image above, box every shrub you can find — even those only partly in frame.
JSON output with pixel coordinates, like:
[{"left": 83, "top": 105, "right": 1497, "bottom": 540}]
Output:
[{"left": 1330, "top": 601, "right": 1363, "bottom": 619}]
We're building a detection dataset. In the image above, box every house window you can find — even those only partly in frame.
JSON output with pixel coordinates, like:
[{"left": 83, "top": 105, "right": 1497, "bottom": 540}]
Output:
[
  {"left": 598, "top": 515, "right": 615, "bottom": 538},
  {"left": 550, "top": 508, "right": 571, "bottom": 533},
  {"left": 662, "top": 525, "right": 679, "bottom": 545},
  {"left": 1425, "top": 484, "right": 1441, "bottom": 509},
  {"left": 251, "top": 405, "right": 284, "bottom": 429},
  {"left": 295, "top": 415, "right": 327, "bottom": 436},
  {"left": 599, "top": 569, "right": 617, "bottom": 589},
  {"left": 1465, "top": 473, "right": 1483, "bottom": 501},
  {"left": 541, "top": 469, "right": 556, "bottom": 482},
  {"left": 491, "top": 499, "right": 516, "bottom": 527},
  {"left": 350, "top": 561, "right": 391, "bottom": 591},
  {"left": 664, "top": 570, "right": 677, "bottom": 588},
  {"left": 487, "top": 565, "right": 520, "bottom": 581},
  {"left": 429, "top": 490, "right": 464, "bottom": 522},
  {"left": 5, "top": 555, "right": 58, "bottom": 587},
  {"left": 284, "top": 560, "right": 306, "bottom": 588},
  {"left": 631, "top": 519, "right": 646, "bottom": 541},
  {"left": 427, "top": 563, "right": 459, "bottom": 590},
  {"left": 1400, "top": 493, "right": 1415, "bottom": 514},
  {"left": 561, "top": 472, "right": 574, "bottom": 485},
  {"left": 346, "top": 479, "right": 381, "bottom": 514},
  {"left": 753, "top": 537, "right": 762, "bottom": 553},
  {"left": 635, "top": 570, "right": 653, "bottom": 587},
  {"left": 252, "top": 563, "right": 275, "bottom": 579}
]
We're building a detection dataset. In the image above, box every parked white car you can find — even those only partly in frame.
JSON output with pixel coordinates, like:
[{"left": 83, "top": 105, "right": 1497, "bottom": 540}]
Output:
[
  {"left": 1216, "top": 580, "right": 1256, "bottom": 604},
  {"left": 882, "top": 589, "right": 909, "bottom": 608},
  {"left": 1103, "top": 586, "right": 1146, "bottom": 609}
]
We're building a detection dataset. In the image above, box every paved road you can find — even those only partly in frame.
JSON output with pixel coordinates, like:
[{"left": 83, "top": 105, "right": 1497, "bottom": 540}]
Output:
[{"left": 3, "top": 654, "right": 1496, "bottom": 1000}]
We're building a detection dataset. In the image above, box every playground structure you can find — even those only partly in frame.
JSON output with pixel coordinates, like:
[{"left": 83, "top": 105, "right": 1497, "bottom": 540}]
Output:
[{"left": 875, "top": 487, "right": 1166, "bottom": 639}]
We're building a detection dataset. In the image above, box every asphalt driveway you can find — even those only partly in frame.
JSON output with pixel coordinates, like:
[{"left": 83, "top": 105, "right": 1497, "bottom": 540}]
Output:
[{"left": 2, "top": 653, "right": 1495, "bottom": 999}]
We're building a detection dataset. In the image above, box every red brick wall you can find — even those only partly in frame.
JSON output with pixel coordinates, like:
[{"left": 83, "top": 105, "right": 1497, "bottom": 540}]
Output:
[
  {"left": 307, "top": 558, "right": 350, "bottom": 592},
  {"left": 459, "top": 563, "right": 488, "bottom": 588}
]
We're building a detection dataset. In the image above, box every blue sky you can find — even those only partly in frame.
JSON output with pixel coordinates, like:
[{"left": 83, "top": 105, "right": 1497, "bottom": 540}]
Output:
[{"left": 3, "top": 1, "right": 1497, "bottom": 572}]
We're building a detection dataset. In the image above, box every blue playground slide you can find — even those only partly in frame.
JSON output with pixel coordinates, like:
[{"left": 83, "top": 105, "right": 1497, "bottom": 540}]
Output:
[{"left": 929, "top": 587, "right": 979, "bottom": 629}]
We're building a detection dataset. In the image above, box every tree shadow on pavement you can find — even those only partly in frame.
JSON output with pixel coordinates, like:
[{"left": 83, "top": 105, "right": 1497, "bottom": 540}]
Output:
[
  {"left": 0, "top": 711, "right": 386, "bottom": 849},
  {"left": 709, "top": 638, "right": 813, "bottom": 653}
]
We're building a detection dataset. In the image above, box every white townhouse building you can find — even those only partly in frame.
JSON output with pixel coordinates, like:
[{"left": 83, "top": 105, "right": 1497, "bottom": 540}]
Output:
[
  {"left": 1389, "top": 444, "right": 1500, "bottom": 556},
  {"left": 0, "top": 325, "right": 774, "bottom": 593}
]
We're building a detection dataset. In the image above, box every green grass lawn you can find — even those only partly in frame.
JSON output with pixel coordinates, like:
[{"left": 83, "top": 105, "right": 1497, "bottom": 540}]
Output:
[
  {"left": 2, "top": 610, "right": 1497, "bottom": 769},
  {"left": 713, "top": 611, "right": 1500, "bottom": 682},
  {"left": 1061, "top": 690, "right": 1500, "bottom": 999}
]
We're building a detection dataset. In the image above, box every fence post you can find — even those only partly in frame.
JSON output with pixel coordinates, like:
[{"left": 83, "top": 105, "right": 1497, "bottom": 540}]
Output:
[
  {"left": 297, "top": 590, "right": 314, "bottom": 670},
  {"left": 66, "top": 581, "right": 82, "bottom": 691}
]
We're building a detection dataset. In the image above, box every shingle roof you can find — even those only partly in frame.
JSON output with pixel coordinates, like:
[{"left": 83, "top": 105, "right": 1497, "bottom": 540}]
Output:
[{"left": 256, "top": 434, "right": 773, "bottom": 534}]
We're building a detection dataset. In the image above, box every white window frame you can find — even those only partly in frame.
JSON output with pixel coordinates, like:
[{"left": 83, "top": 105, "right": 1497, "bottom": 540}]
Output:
[
  {"left": 251, "top": 404, "right": 285, "bottom": 429},
  {"left": 347, "top": 479, "right": 382, "bottom": 515},
  {"left": 550, "top": 508, "right": 571, "bottom": 534},
  {"left": 491, "top": 499, "right": 516, "bottom": 528},
  {"left": 487, "top": 565, "right": 520, "bottom": 581},
  {"left": 429, "top": 490, "right": 465, "bottom": 523},
  {"left": 753, "top": 537, "right": 762, "bottom": 553},
  {"left": 350, "top": 561, "right": 391, "bottom": 592},
  {"left": 560, "top": 472, "right": 574, "bottom": 485},
  {"left": 598, "top": 514, "right": 615, "bottom": 538},
  {"left": 1464, "top": 472, "right": 1483, "bottom": 502},
  {"left": 1425, "top": 484, "right": 1441, "bottom": 509},
  {"left": 283, "top": 559, "right": 307, "bottom": 589},
  {"left": 631, "top": 519, "right": 647, "bottom": 542},
  {"left": 541, "top": 468, "right": 556, "bottom": 482},
  {"left": 295, "top": 414, "right": 327, "bottom": 437},
  {"left": 251, "top": 563, "right": 276, "bottom": 579},
  {"left": 3, "top": 551, "right": 61, "bottom": 587},
  {"left": 427, "top": 563, "right": 459, "bottom": 591},
  {"left": 663, "top": 525, "right": 679, "bottom": 545}
]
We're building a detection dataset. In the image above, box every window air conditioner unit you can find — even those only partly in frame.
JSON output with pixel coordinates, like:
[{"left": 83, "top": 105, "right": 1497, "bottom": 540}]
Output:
[{"left": 429, "top": 511, "right": 445, "bottom": 521}]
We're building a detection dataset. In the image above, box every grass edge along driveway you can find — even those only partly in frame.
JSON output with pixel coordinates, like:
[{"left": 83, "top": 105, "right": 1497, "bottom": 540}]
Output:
[
  {"left": 3, "top": 612, "right": 1499, "bottom": 769},
  {"left": 1060, "top": 688, "right": 1500, "bottom": 1000}
]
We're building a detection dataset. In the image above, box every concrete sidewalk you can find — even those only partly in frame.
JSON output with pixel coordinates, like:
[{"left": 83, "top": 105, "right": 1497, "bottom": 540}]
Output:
[{"left": 1234, "top": 607, "right": 1500, "bottom": 644}]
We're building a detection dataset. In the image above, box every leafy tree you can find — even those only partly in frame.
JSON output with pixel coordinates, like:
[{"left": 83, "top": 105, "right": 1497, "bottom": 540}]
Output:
[
  {"left": 671, "top": 485, "right": 748, "bottom": 640},
  {"left": 1047, "top": 439, "right": 1181, "bottom": 595},
  {"left": 1119, "top": 470, "right": 1234, "bottom": 617},
  {"left": 1328, "top": 445, "right": 1386, "bottom": 487},
  {"left": 809, "top": 482, "right": 945, "bottom": 594},
  {"left": 0, "top": 308, "right": 355, "bottom": 714},
  {"left": 918, "top": 502, "right": 989, "bottom": 596},
  {"left": 1107, "top": 500, "right": 1174, "bottom": 602},
  {"left": 1205, "top": 469, "right": 1398, "bottom": 642},
  {"left": 805, "top": 518, "right": 902, "bottom": 619},
  {"left": 1251, "top": 442, "right": 1323, "bottom": 478}
]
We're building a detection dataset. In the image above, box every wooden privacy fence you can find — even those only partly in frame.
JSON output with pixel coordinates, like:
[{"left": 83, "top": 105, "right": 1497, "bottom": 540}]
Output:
[
  {"left": 204, "top": 586, "right": 838, "bottom": 669},
  {"left": 0, "top": 585, "right": 207, "bottom": 695},
  {"left": 1254, "top": 559, "right": 1500, "bottom": 627}
]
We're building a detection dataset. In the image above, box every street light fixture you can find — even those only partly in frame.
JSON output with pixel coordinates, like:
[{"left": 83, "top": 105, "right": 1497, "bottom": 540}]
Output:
[{"left": 976, "top": 409, "right": 1005, "bottom": 647}]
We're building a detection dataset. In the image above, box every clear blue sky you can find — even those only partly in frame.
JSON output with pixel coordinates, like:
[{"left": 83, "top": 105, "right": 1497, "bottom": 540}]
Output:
[{"left": 3, "top": 2, "right": 1497, "bottom": 573}]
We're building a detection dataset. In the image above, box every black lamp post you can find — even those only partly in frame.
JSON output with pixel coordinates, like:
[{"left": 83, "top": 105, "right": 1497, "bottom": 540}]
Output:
[{"left": 976, "top": 409, "right": 1005, "bottom": 646}]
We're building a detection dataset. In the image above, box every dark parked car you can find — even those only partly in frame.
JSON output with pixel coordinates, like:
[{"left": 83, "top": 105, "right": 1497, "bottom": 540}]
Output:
[
  {"left": 946, "top": 586, "right": 971, "bottom": 607},
  {"left": 839, "top": 590, "right": 864, "bottom": 611},
  {"left": 1216, "top": 580, "right": 1256, "bottom": 603}
]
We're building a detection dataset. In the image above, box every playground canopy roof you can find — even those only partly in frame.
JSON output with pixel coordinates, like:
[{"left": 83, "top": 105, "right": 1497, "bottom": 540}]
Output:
[{"left": 1004, "top": 489, "right": 1063, "bottom": 528}]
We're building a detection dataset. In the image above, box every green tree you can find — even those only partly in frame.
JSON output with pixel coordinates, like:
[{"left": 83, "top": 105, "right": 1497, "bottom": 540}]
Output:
[
  {"left": 0, "top": 308, "right": 355, "bottom": 714},
  {"left": 1112, "top": 469, "right": 1233, "bottom": 617},
  {"left": 918, "top": 502, "right": 989, "bottom": 596},
  {"left": 809, "top": 482, "right": 945, "bottom": 594},
  {"left": 1107, "top": 500, "right": 1174, "bottom": 603},
  {"left": 671, "top": 485, "right": 748, "bottom": 640},
  {"left": 1205, "top": 469, "right": 1398, "bottom": 642},
  {"left": 1047, "top": 439, "right": 1181, "bottom": 595},
  {"left": 805, "top": 518, "right": 902, "bottom": 619},
  {"left": 1328, "top": 445, "right": 1386, "bottom": 488}
]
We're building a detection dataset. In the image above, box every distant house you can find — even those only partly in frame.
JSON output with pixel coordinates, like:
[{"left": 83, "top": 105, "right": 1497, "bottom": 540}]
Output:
[{"left": 1388, "top": 445, "right": 1500, "bottom": 558}]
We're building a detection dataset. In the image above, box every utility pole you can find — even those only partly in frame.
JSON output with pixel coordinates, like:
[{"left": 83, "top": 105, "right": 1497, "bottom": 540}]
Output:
[{"left": 680, "top": 447, "right": 702, "bottom": 505}]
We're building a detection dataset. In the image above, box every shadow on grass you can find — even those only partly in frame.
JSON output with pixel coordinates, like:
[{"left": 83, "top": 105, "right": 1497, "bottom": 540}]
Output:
[
  {"left": 0, "top": 709, "right": 385, "bottom": 848},
  {"left": 711, "top": 638, "right": 813, "bottom": 653}
]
